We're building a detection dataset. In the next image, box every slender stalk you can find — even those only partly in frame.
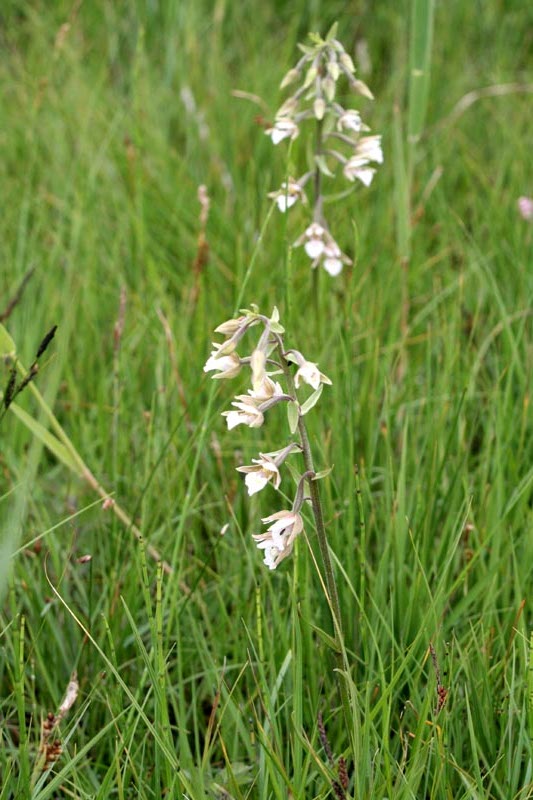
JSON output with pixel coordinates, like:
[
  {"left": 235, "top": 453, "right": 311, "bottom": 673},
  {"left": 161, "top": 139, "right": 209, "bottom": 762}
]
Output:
[
  {"left": 312, "top": 118, "right": 324, "bottom": 340},
  {"left": 14, "top": 613, "right": 31, "bottom": 797},
  {"left": 355, "top": 464, "right": 367, "bottom": 646},
  {"left": 313, "top": 119, "right": 324, "bottom": 224},
  {"left": 297, "top": 421, "right": 342, "bottom": 637},
  {"left": 281, "top": 360, "right": 353, "bottom": 737}
]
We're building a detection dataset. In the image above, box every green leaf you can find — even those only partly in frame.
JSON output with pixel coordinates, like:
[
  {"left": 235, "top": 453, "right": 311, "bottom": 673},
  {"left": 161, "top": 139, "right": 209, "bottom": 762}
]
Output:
[
  {"left": 0, "top": 323, "right": 16, "bottom": 358},
  {"left": 408, "top": 0, "right": 435, "bottom": 153},
  {"left": 300, "top": 384, "right": 323, "bottom": 416},
  {"left": 9, "top": 403, "right": 81, "bottom": 474},
  {"left": 325, "top": 21, "right": 338, "bottom": 42},
  {"left": 308, "top": 621, "right": 341, "bottom": 653},
  {"left": 313, "top": 465, "right": 333, "bottom": 481},
  {"left": 314, "top": 154, "right": 335, "bottom": 177},
  {"left": 287, "top": 401, "right": 299, "bottom": 434}
]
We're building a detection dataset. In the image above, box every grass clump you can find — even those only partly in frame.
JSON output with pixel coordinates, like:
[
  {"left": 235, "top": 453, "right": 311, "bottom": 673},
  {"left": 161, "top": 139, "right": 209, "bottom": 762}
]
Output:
[{"left": 0, "top": 1, "right": 532, "bottom": 798}]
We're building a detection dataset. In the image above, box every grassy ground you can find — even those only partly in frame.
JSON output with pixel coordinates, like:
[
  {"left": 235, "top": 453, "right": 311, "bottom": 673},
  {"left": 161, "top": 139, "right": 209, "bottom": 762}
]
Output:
[{"left": 1, "top": 1, "right": 532, "bottom": 798}]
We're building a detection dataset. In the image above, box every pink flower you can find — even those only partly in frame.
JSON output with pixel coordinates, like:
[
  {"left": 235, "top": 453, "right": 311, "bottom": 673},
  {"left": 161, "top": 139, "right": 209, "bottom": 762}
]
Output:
[{"left": 518, "top": 196, "right": 533, "bottom": 221}]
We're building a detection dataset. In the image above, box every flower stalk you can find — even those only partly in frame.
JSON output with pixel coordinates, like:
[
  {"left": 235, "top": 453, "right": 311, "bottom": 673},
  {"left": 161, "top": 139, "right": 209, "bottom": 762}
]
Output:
[
  {"left": 261, "top": 23, "right": 383, "bottom": 279},
  {"left": 204, "top": 306, "right": 353, "bottom": 732}
]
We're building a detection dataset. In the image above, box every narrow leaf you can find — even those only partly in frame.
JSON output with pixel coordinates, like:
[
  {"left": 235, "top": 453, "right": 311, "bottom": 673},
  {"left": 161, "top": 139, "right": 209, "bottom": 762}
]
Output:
[
  {"left": 0, "top": 323, "right": 16, "bottom": 357},
  {"left": 314, "top": 154, "right": 335, "bottom": 177},
  {"left": 287, "top": 401, "right": 299, "bottom": 434},
  {"left": 9, "top": 403, "right": 81, "bottom": 474},
  {"left": 300, "top": 384, "right": 323, "bottom": 416},
  {"left": 313, "top": 465, "right": 334, "bottom": 481}
]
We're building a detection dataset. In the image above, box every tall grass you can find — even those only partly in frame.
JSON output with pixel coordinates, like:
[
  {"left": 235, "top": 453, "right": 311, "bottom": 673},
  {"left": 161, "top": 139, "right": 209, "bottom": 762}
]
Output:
[{"left": 1, "top": 1, "right": 532, "bottom": 797}]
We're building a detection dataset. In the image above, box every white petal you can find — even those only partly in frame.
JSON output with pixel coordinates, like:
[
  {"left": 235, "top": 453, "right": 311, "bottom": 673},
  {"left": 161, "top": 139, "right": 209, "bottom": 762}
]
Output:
[
  {"left": 297, "top": 363, "right": 321, "bottom": 389},
  {"left": 263, "top": 549, "right": 278, "bottom": 569},
  {"left": 245, "top": 472, "right": 269, "bottom": 495},
  {"left": 306, "top": 222, "right": 325, "bottom": 237},
  {"left": 203, "top": 356, "right": 218, "bottom": 373},
  {"left": 323, "top": 257, "right": 343, "bottom": 276},
  {"left": 224, "top": 411, "right": 241, "bottom": 430},
  {"left": 204, "top": 354, "right": 234, "bottom": 373},
  {"left": 355, "top": 168, "right": 375, "bottom": 187},
  {"left": 268, "top": 514, "right": 295, "bottom": 538},
  {"left": 305, "top": 239, "right": 325, "bottom": 259}
]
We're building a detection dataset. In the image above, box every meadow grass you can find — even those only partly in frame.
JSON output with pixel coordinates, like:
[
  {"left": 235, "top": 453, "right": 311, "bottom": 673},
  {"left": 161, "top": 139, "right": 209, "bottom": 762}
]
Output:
[{"left": 0, "top": 1, "right": 532, "bottom": 797}]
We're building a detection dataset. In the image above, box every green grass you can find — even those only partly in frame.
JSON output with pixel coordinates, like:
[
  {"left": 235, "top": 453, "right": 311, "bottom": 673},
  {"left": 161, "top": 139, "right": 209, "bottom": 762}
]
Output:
[{"left": 1, "top": 1, "right": 532, "bottom": 797}]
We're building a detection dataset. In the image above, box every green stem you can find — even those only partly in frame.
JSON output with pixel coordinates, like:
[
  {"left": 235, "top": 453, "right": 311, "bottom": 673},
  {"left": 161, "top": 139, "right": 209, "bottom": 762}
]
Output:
[
  {"left": 312, "top": 118, "right": 324, "bottom": 341},
  {"left": 313, "top": 119, "right": 324, "bottom": 224},
  {"left": 297, "top": 420, "right": 345, "bottom": 645},
  {"left": 355, "top": 464, "right": 367, "bottom": 636},
  {"left": 282, "top": 361, "right": 353, "bottom": 736}
]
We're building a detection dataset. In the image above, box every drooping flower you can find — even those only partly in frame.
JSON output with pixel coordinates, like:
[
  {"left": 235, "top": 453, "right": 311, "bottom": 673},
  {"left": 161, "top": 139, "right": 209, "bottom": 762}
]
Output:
[
  {"left": 321, "top": 240, "right": 350, "bottom": 277},
  {"left": 237, "top": 453, "right": 281, "bottom": 496},
  {"left": 337, "top": 109, "right": 364, "bottom": 133},
  {"left": 222, "top": 397, "right": 265, "bottom": 430},
  {"left": 252, "top": 510, "right": 304, "bottom": 569},
  {"left": 343, "top": 157, "right": 376, "bottom": 186},
  {"left": 294, "top": 223, "right": 352, "bottom": 276},
  {"left": 203, "top": 344, "right": 241, "bottom": 379},
  {"left": 294, "top": 360, "right": 332, "bottom": 390},
  {"left": 298, "top": 222, "right": 327, "bottom": 259},
  {"left": 250, "top": 376, "right": 284, "bottom": 402},
  {"left": 343, "top": 134, "right": 383, "bottom": 186},
  {"left": 354, "top": 135, "right": 383, "bottom": 164},
  {"left": 265, "top": 118, "right": 299, "bottom": 145},
  {"left": 214, "top": 315, "right": 247, "bottom": 336},
  {"left": 268, "top": 178, "right": 306, "bottom": 212},
  {"left": 236, "top": 443, "right": 299, "bottom": 496}
]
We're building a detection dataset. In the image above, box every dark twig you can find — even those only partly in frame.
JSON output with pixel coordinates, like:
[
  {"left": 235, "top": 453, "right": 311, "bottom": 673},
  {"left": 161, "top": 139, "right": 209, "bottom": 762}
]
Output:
[
  {"left": 429, "top": 641, "right": 448, "bottom": 714},
  {"left": 317, "top": 711, "right": 347, "bottom": 799},
  {"left": 1, "top": 325, "right": 57, "bottom": 420},
  {"left": 0, "top": 267, "right": 36, "bottom": 322}
]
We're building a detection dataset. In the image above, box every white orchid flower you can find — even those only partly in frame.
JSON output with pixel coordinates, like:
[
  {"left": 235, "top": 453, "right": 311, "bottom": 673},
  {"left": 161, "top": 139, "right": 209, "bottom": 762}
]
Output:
[
  {"left": 236, "top": 454, "right": 281, "bottom": 496},
  {"left": 252, "top": 510, "right": 304, "bottom": 569}
]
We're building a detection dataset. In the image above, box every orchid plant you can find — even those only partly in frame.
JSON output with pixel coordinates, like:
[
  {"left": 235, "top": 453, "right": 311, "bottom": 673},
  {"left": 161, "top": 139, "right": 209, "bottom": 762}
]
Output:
[
  {"left": 204, "top": 304, "right": 351, "bottom": 732},
  {"left": 203, "top": 23, "right": 378, "bottom": 746},
  {"left": 204, "top": 305, "right": 332, "bottom": 571},
  {"left": 264, "top": 23, "right": 383, "bottom": 276}
]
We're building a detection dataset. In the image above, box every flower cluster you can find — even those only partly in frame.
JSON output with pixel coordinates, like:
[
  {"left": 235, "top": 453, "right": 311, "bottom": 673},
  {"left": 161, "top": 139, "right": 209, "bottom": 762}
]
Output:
[
  {"left": 204, "top": 307, "right": 332, "bottom": 569},
  {"left": 263, "top": 24, "right": 383, "bottom": 276}
]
